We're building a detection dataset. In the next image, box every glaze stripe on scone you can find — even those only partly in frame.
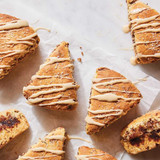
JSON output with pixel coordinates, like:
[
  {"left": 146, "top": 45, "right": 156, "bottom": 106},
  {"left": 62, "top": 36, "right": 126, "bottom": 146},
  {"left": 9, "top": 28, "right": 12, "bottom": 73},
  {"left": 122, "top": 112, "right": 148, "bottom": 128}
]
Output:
[
  {"left": 76, "top": 146, "right": 117, "bottom": 160},
  {"left": 85, "top": 67, "right": 142, "bottom": 135},
  {"left": 121, "top": 110, "right": 160, "bottom": 154},
  {"left": 18, "top": 127, "right": 66, "bottom": 160},
  {"left": 0, "top": 109, "right": 29, "bottom": 149},
  {"left": 0, "top": 14, "right": 39, "bottom": 79},
  {"left": 23, "top": 41, "right": 79, "bottom": 111},
  {"left": 126, "top": 0, "right": 160, "bottom": 64}
]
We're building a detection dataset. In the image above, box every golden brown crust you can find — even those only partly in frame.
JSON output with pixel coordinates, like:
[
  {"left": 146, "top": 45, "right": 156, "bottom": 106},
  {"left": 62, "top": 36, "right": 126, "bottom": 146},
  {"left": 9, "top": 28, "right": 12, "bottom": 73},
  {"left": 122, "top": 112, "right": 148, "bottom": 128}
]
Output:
[
  {"left": 23, "top": 41, "right": 79, "bottom": 111},
  {"left": 121, "top": 110, "right": 160, "bottom": 154},
  {"left": 18, "top": 127, "right": 66, "bottom": 160},
  {"left": 0, "top": 109, "right": 29, "bottom": 149},
  {"left": 86, "top": 67, "right": 142, "bottom": 135},
  {"left": 127, "top": 0, "right": 160, "bottom": 64},
  {"left": 76, "top": 146, "right": 117, "bottom": 160},
  {"left": 0, "top": 13, "right": 39, "bottom": 79}
]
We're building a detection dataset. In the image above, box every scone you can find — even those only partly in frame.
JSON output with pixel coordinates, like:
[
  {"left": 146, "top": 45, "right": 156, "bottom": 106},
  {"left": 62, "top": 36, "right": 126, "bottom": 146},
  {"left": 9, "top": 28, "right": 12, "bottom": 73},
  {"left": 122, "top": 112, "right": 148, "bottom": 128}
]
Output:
[
  {"left": 0, "top": 109, "right": 29, "bottom": 149},
  {"left": 76, "top": 146, "right": 117, "bottom": 160},
  {"left": 85, "top": 67, "right": 142, "bottom": 135},
  {"left": 23, "top": 41, "right": 79, "bottom": 111},
  {"left": 18, "top": 127, "right": 66, "bottom": 160},
  {"left": 126, "top": 0, "right": 160, "bottom": 64},
  {"left": 121, "top": 110, "right": 160, "bottom": 154},
  {"left": 0, "top": 13, "right": 39, "bottom": 79}
]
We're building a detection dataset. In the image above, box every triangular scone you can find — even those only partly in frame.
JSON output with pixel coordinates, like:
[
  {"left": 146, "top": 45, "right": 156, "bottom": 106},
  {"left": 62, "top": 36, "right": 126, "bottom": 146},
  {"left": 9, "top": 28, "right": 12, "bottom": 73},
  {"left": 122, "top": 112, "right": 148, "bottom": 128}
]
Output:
[
  {"left": 23, "top": 42, "right": 79, "bottom": 111},
  {"left": 18, "top": 127, "right": 66, "bottom": 160},
  {"left": 0, "top": 14, "right": 39, "bottom": 79},
  {"left": 126, "top": 0, "right": 160, "bottom": 64},
  {"left": 0, "top": 109, "right": 29, "bottom": 149},
  {"left": 76, "top": 146, "right": 117, "bottom": 160},
  {"left": 121, "top": 110, "right": 160, "bottom": 154},
  {"left": 85, "top": 67, "right": 142, "bottom": 135}
]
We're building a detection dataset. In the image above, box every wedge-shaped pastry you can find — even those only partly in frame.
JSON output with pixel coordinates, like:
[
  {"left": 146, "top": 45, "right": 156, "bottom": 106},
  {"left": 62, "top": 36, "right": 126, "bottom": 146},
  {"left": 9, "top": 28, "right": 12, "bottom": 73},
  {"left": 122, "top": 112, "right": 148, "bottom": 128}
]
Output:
[
  {"left": 126, "top": 0, "right": 160, "bottom": 64},
  {"left": 85, "top": 67, "right": 142, "bottom": 135},
  {"left": 18, "top": 127, "right": 66, "bottom": 160},
  {"left": 23, "top": 41, "right": 79, "bottom": 111},
  {"left": 121, "top": 110, "right": 160, "bottom": 154},
  {"left": 0, "top": 109, "right": 29, "bottom": 149},
  {"left": 0, "top": 14, "right": 39, "bottom": 79},
  {"left": 76, "top": 146, "right": 117, "bottom": 160}
]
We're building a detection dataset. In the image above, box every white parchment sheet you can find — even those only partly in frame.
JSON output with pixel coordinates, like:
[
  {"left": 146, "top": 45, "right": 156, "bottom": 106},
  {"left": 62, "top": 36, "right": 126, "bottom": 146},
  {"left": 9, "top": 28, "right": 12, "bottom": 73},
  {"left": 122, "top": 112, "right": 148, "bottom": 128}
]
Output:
[{"left": 0, "top": 1, "right": 160, "bottom": 160}]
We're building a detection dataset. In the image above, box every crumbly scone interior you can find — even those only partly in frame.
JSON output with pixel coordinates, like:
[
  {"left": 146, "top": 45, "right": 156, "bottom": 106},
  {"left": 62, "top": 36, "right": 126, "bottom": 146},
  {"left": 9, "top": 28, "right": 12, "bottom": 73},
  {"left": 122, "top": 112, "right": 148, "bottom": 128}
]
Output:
[
  {"left": 0, "top": 14, "right": 39, "bottom": 79},
  {"left": 76, "top": 146, "right": 117, "bottom": 160},
  {"left": 120, "top": 110, "right": 160, "bottom": 154},
  {"left": 18, "top": 127, "right": 66, "bottom": 160},
  {"left": 0, "top": 109, "right": 29, "bottom": 149},
  {"left": 23, "top": 41, "right": 79, "bottom": 111},
  {"left": 85, "top": 67, "right": 142, "bottom": 135},
  {"left": 127, "top": 0, "right": 160, "bottom": 64}
]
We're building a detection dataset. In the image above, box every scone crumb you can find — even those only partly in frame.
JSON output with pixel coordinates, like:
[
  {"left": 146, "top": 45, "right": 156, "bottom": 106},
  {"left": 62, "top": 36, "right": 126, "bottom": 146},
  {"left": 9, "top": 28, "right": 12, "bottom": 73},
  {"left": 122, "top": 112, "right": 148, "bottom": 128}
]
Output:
[
  {"left": 81, "top": 52, "right": 84, "bottom": 56},
  {"left": 77, "top": 58, "right": 82, "bottom": 63}
]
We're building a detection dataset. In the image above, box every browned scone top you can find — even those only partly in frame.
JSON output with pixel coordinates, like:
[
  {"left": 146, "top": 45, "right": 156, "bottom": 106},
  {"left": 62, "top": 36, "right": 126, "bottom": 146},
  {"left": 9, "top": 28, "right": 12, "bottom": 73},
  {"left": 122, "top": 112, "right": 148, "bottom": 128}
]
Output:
[
  {"left": 76, "top": 146, "right": 117, "bottom": 160},
  {"left": 121, "top": 110, "right": 160, "bottom": 154},
  {"left": 0, "top": 109, "right": 29, "bottom": 149},
  {"left": 85, "top": 67, "right": 142, "bottom": 135},
  {"left": 126, "top": 0, "right": 160, "bottom": 64},
  {"left": 18, "top": 127, "right": 66, "bottom": 160},
  {"left": 0, "top": 13, "right": 39, "bottom": 79},
  {"left": 23, "top": 41, "right": 79, "bottom": 111}
]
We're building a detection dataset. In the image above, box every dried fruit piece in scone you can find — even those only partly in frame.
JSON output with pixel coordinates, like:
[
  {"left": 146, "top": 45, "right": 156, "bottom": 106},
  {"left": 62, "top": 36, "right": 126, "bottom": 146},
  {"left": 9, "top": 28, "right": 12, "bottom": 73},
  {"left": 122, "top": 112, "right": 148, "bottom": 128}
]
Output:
[
  {"left": 18, "top": 127, "right": 66, "bottom": 160},
  {"left": 126, "top": 0, "right": 160, "bottom": 64},
  {"left": 0, "top": 109, "right": 29, "bottom": 149},
  {"left": 0, "top": 14, "right": 39, "bottom": 79},
  {"left": 121, "top": 110, "right": 160, "bottom": 154},
  {"left": 23, "top": 41, "right": 79, "bottom": 111},
  {"left": 85, "top": 67, "right": 142, "bottom": 134}
]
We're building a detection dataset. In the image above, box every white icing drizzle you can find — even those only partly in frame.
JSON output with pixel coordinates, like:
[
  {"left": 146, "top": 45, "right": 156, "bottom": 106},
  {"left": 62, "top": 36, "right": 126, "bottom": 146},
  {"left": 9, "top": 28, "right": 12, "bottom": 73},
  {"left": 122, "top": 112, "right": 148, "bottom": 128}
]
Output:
[
  {"left": 34, "top": 27, "right": 51, "bottom": 32},
  {"left": 88, "top": 108, "right": 123, "bottom": 114},
  {"left": 0, "top": 65, "right": 10, "bottom": 68},
  {"left": 38, "top": 99, "right": 77, "bottom": 107},
  {"left": 18, "top": 155, "right": 57, "bottom": 160},
  {"left": 24, "top": 83, "right": 77, "bottom": 98},
  {"left": 123, "top": 25, "right": 130, "bottom": 33},
  {"left": 130, "top": 15, "right": 159, "bottom": 26},
  {"left": 63, "top": 64, "right": 73, "bottom": 68},
  {"left": 45, "top": 135, "right": 66, "bottom": 140},
  {"left": 85, "top": 116, "right": 105, "bottom": 126},
  {"left": 31, "top": 75, "right": 53, "bottom": 80},
  {"left": 130, "top": 56, "right": 137, "bottom": 65},
  {"left": 130, "top": 53, "right": 160, "bottom": 65},
  {"left": 75, "top": 154, "right": 104, "bottom": 160},
  {"left": 92, "top": 77, "right": 122, "bottom": 82},
  {"left": 91, "top": 93, "right": 141, "bottom": 101},
  {"left": 133, "top": 40, "right": 160, "bottom": 46},
  {"left": 129, "top": 8, "right": 147, "bottom": 15},
  {"left": 0, "top": 50, "right": 24, "bottom": 59},
  {"left": 0, "top": 20, "right": 28, "bottom": 31},
  {"left": 137, "top": 28, "right": 160, "bottom": 33},
  {"left": 40, "top": 57, "right": 71, "bottom": 69},
  {"left": 6, "top": 40, "right": 33, "bottom": 45},
  {"left": 30, "top": 147, "right": 65, "bottom": 155},
  {"left": 28, "top": 94, "right": 62, "bottom": 104},
  {"left": 92, "top": 85, "right": 138, "bottom": 94},
  {"left": 132, "top": 22, "right": 160, "bottom": 31},
  {"left": 133, "top": 76, "right": 149, "bottom": 85},
  {"left": 93, "top": 79, "right": 130, "bottom": 87},
  {"left": 67, "top": 136, "right": 92, "bottom": 143},
  {"left": 85, "top": 108, "right": 123, "bottom": 126}
]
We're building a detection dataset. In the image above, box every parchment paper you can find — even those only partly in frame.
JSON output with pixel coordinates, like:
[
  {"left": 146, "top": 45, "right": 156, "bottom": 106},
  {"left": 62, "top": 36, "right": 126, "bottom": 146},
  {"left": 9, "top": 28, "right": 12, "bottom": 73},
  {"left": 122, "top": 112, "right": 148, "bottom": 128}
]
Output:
[{"left": 0, "top": 1, "right": 159, "bottom": 160}]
